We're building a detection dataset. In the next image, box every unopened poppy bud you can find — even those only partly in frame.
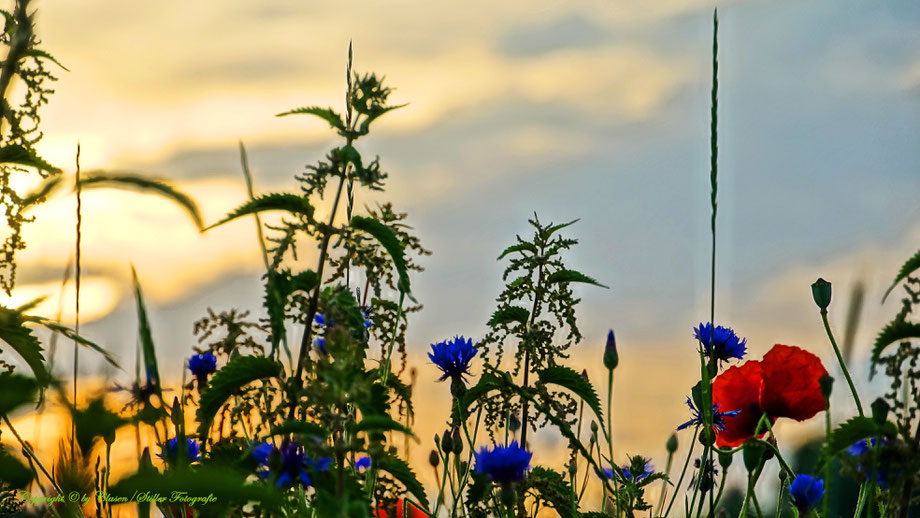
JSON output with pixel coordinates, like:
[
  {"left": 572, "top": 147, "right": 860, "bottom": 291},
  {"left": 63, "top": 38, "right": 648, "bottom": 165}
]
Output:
[
  {"left": 811, "top": 278, "right": 832, "bottom": 311},
  {"left": 666, "top": 433, "right": 678, "bottom": 454},
  {"left": 441, "top": 429, "right": 452, "bottom": 455},
  {"left": 871, "top": 398, "right": 890, "bottom": 425},
  {"left": 590, "top": 421, "right": 598, "bottom": 435},
  {"left": 429, "top": 449, "right": 440, "bottom": 468},
  {"left": 778, "top": 470, "right": 787, "bottom": 482},
  {"left": 603, "top": 330, "right": 619, "bottom": 370},
  {"left": 698, "top": 427, "right": 715, "bottom": 447},
  {"left": 742, "top": 441, "right": 765, "bottom": 473},
  {"left": 819, "top": 375, "right": 834, "bottom": 405},
  {"left": 451, "top": 427, "right": 463, "bottom": 455},
  {"left": 718, "top": 450, "right": 733, "bottom": 469}
]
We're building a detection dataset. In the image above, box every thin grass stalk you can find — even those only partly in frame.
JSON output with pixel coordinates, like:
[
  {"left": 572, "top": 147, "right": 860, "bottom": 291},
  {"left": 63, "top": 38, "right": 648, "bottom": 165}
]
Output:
[{"left": 665, "top": 426, "right": 699, "bottom": 516}]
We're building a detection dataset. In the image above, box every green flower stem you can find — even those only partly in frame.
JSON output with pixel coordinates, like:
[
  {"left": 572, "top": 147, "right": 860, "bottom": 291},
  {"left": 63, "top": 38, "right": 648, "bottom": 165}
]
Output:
[
  {"left": 761, "top": 418, "right": 795, "bottom": 477},
  {"left": 432, "top": 445, "right": 450, "bottom": 517},
  {"left": 655, "top": 447, "right": 676, "bottom": 516},
  {"left": 2, "top": 414, "right": 67, "bottom": 498},
  {"left": 853, "top": 484, "right": 869, "bottom": 518},
  {"left": 740, "top": 471, "right": 755, "bottom": 518},
  {"left": 823, "top": 404, "right": 832, "bottom": 518},
  {"left": 706, "top": 466, "right": 728, "bottom": 518},
  {"left": 605, "top": 369, "right": 622, "bottom": 517},
  {"left": 452, "top": 403, "right": 483, "bottom": 518},
  {"left": 664, "top": 426, "right": 699, "bottom": 517},
  {"left": 820, "top": 309, "right": 864, "bottom": 416},
  {"left": 751, "top": 489, "right": 764, "bottom": 518},
  {"left": 774, "top": 480, "right": 785, "bottom": 518}
]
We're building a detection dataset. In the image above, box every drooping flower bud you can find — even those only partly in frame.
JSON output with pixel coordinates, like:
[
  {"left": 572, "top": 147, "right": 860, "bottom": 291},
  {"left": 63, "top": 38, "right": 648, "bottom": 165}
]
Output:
[
  {"left": 603, "top": 330, "right": 619, "bottom": 371},
  {"left": 811, "top": 278, "right": 832, "bottom": 311}
]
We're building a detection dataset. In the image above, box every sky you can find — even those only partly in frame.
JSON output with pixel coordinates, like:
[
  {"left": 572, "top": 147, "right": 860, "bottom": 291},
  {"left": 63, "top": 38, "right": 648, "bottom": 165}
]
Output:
[{"left": 2, "top": 0, "right": 920, "bottom": 505}]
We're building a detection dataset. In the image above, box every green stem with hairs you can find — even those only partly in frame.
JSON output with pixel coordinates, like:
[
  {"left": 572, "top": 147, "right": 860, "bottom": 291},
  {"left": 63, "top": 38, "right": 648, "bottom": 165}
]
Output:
[{"left": 820, "top": 308, "right": 864, "bottom": 417}]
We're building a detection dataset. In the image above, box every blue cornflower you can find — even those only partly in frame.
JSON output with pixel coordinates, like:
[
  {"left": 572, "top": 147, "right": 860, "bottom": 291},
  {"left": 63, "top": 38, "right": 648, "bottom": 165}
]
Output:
[
  {"left": 252, "top": 441, "right": 331, "bottom": 489},
  {"left": 474, "top": 441, "right": 532, "bottom": 484},
  {"left": 847, "top": 438, "right": 890, "bottom": 488},
  {"left": 693, "top": 323, "right": 747, "bottom": 367},
  {"left": 789, "top": 475, "right": 824, "bottom": 515},
  {"left": 314, "top": 337, "right": 326, "bottom": 355},
  {"left": 314, "top": 314, "right": 333, "bottom": 327},
  {"left": 362, "top": 308, "right": 373, "bottom": 329},
  {"left": 355, "top": 456, "right": 372, "bottom": 472},
  {"left": 188, "top": 352, "right": 217, "bottom": 382},
  {"left": 157, "top": 437, "right": 201, "bottom": 465},
  {"left": 622, "top": 462, "right": 654, "bottom": 481},
  {"left": 429, "top": 336, "right": 478, "bottom": 385},
  {"left": 677, "top": 396, "right": 741, "bottom": 431}
]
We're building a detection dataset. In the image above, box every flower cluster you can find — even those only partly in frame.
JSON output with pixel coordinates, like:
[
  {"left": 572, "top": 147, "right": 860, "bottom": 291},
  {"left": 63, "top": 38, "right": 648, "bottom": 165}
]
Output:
[{"left": 711, "top": 344, "right": 828, "bottom": 447}]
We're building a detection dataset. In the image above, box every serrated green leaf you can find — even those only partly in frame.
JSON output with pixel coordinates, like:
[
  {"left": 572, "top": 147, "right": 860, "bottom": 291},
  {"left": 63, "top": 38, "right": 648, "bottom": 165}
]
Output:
[
  {"left": 538, "top": 366, "right": 605, "bottom": 435},
  {"left": 522, "top": 466, "right": 577, "bottom": 518},
  {"left": 823, "top": 416, "right": 896, "bottom": 461},
  {"left": 79, "top": 173, "right": 203, "bottom": 231},
  {"left": 374, "top": 453, "right": 429, "bottom": 508},
  {"left": 883, "top": 247, "right": 920, "bottom": 302},
  {"left": 350, "top": 215, "right": 411, "bottom": 294},
  {"left": 266, "top": 420, "right": 328, "bottom": 440},
  {"left": 196, "top": 355, "right": 281, "bottom": 442},
  {"left": 276, "top": 105, "right": 345, "bottom": 131},
  {"left": 109, "top": 466, "right": 281, "bottom": 508},
  {"left": 132, "top": 267, "right": 162, "bottom": 400},
  {"left": 372, "top": 367, "right": 415, "bottom": 419},
  {"left": 0, "top": 305, "right": 48, "bottom": 385},
  {"left": 545, "top": 269, "right": 608, "bottom": 289},
  {"left": 0, "top": 144, "right": 60, "bottom": 173},
  {"left": 26, "top": 48, "right": 69, "bottom": 71},
  {"left": 466, "top": 471, "right": 490, "bottom": 506},
  {"left": 356, "top": 104, "right": 407, "bottom": 137},
  {"left": 541, "top": 219, "right": 579, "bottom": 240},
  {"left": 487, "top": 306, "right": 530, "bottom": 327},
  {"left": 351, "top": 414, "right": 414, "bottom": 437},
  {"left": 871, "top": 317, "right": 920, "bottom": 367},
  {"left": 453, "top": 371, "right": 506, "bottom": 422},
  {"left": 0, "top": 373, "right": 37, "bottom": 415},
  {"left": 336, "top": 145, "right": 363, "bottom": 170},
  {"left": 207, "top": 193, "right": 314, "bottom": 231},
  {"left": 0, "top": 448, "right": 32, "bottom": 489},
  {"left": 497, "top": 242, "right": 538, "bottom": 260}
]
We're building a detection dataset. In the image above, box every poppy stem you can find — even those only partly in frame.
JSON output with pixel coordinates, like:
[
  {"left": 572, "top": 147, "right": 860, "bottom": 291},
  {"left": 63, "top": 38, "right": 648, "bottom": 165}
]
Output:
[{"left": 819, "top": 309, "right": 865, "bottom": 417}]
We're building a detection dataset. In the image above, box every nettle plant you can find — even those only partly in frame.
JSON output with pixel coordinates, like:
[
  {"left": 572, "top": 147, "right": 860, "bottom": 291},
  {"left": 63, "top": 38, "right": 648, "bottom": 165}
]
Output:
[{"left": 0, "top": 5, "right": 918, "bottom": 518}]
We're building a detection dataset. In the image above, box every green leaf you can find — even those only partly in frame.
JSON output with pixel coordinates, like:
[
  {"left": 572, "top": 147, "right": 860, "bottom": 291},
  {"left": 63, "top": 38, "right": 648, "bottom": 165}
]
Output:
[
  {"left": 883, "top": 247, "right": 920, "bottom": 302},
  {"left": 79, "top": 173, "right": 203, "bottom": 231},
  {"left": 0, "top": 373, "right": 38, "bottom": 415},
  {"left": 0, "top": 305, "right": 49, "bottom": 385},
  {"left": 207, "top": 193, "right": 314, "bottom": 231},
  {"left": 26, "top": 48, "right": 69, "bottom": 71},
  {"left": 487, "top": 306, "right": 530, "bottom": 327},
  {"left": 823, "top": 416, "right": 897, "bottom": 460},
  {"left": 22, "top": 175, "right": 63, "bottom": 208},
  {"left": 374, "top": 453, "right": 429, "bottom": 508},
  {"left": 497, "top": 242, "right": 538, "bottom": 260},
  {"left": 545, "top": 269, "right": 608, "bottom": 289},
  {"left": 109, "top": 466, "right": 281, "bottom": 508},
  {"left": 132, "top": 268, "right": 162, "bottom": 399},
  {"left": 266, "top": 420, "right": 327, "bottom": 440},
  {"left": 196, "top": 355, "right": 282, "bottom": 442},
  {"left": 0, "top": 144, "right": 60, "bottom": 173},
  {"left": 276, "top": 105, "right": 345, "bottom": 131},
  {"left": 538, "top": 366, "right": 605, "bottom": 434},
  {"left": 0, "top": 448, "right": 32, "bottom": 489},
  {"left": 351, "top": 414, "right": 414, "bottom": 438},
  {"left": 522, "top": 466, "right": 577, "bottom": 518},
  {"left": 541, "top": 219, "right": 579, "bottom": 240},
  {"left": 871, "top": 317, "right": 920, "bottom": 367},
  {"left": 465, "top": 471, "right": 491, "bottom": 506},
  {"left": 350, "top": 215, "right": 411, "bottom": 294},
  {"left": 71, "top": 397, "right": 127, "bottom": 456},
  {"left": 356, "top": 103, "right": 407, "bottom": 136},
  {"left": 26, "top": 316, "right": 119, "bottom": 369},
  {"left": 337, "top": 145, "right": 363, "bottom": 170},
  {"left": 453, "top": 371, "right": 507, "bottom": 422}
]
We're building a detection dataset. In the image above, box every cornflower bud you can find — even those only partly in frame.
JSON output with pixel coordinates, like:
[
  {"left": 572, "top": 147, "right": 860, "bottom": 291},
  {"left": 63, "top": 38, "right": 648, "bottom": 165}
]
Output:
[
  {"left": 429, "top": 449, "right": 440, "bottom": 468},
  {"left": 666, "top": 433, "right": 678, "bottom": 454},
  {"left": 603, "top": 330, "right": 619, "bottom": 370},
  {"left": 451, "top": 427, "right": 463, "bottom": 455}
]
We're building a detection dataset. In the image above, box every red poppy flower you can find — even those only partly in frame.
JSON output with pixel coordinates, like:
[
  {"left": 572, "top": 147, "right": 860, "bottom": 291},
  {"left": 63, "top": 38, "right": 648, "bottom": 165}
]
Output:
[
  {"left": 712, "top": 344, "right": 827, "bottom": 448},
  {"left": 374, "top": 499, "right": 428, "bottom": 518}
]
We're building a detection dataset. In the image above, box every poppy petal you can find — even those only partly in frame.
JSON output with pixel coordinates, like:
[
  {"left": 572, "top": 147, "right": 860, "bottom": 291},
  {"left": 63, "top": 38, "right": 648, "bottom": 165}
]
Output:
[
  {"left": 759, "top": 344, "right": 827, "bottom": 421},
  {"left": 712, "top": 361, "right": 768, "bottom": 447}
]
